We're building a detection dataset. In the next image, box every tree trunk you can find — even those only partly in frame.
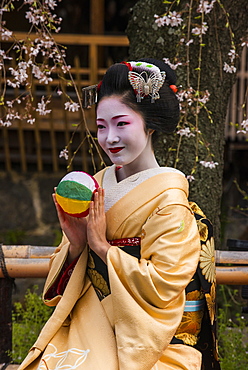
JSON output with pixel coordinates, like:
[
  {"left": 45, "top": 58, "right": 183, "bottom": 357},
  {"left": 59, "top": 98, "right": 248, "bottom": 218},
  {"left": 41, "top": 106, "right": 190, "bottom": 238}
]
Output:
[{"left": 127, "top": 0, "right": 248, "bottom": 248}]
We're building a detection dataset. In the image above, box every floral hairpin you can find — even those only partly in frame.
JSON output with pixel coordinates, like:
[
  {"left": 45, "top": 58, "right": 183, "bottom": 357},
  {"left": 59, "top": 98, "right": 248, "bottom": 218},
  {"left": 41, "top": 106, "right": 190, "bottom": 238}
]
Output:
[{"left": 127, "top": 61, "right": 166, "bottom": 103}]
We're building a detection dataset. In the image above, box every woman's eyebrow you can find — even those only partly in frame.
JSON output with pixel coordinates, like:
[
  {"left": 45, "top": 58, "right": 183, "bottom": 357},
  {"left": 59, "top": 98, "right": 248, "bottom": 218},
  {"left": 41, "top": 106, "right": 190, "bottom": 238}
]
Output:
[{"left": 96, "top": 114, "right": 129, "bottom": 121}]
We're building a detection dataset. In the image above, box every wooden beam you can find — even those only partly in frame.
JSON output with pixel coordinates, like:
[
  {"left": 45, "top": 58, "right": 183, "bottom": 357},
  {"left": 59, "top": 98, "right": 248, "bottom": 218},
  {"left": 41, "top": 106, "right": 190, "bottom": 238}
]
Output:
[
  {"left": 1, "top": 32, "right": 129, "bottom": 46},
  {"left": 90, "top": 0, "right": 105, "bottom": 35}
]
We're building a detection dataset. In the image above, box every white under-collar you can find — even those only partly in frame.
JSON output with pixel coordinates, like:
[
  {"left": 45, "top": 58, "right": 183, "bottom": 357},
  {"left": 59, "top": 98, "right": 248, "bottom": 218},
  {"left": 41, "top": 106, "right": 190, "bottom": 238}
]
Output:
[{"left": 102, "top": 165, "right": 184, "bottom": 212}]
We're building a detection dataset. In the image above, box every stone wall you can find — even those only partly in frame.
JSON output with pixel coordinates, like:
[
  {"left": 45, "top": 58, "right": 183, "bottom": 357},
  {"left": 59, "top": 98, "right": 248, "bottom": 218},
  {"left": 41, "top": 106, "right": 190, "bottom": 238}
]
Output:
[
  {"left": 0, "top": 171, "right": 64, "bottom": 301},
  {"left": 0, "top": 171, "right": 63, "bottom": 246}
]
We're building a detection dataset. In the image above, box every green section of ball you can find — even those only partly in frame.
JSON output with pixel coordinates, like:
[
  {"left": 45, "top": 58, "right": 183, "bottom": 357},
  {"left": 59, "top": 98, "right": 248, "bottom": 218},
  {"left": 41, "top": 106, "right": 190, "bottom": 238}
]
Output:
[{"left": 56, "top": 180, "right": 93, "bottom": 201}]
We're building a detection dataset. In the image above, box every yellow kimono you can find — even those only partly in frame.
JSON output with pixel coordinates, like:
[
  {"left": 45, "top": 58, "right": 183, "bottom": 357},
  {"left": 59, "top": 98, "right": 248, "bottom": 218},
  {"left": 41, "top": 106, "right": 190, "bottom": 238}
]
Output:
[{"left": 19, "top": 166, "right": 202, "bottom": 370}]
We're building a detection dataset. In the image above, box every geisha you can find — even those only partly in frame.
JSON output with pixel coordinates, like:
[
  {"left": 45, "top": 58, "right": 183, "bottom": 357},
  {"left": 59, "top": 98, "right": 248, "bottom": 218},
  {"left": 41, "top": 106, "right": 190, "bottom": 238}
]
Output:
[{"left": 19, "top": 58, "right": 220, "bottom": 370}]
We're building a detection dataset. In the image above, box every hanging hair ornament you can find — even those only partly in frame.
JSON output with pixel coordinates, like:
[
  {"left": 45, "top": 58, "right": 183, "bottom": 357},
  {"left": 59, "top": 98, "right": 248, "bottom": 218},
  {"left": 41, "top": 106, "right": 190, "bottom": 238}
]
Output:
[
  {"left": 82, "top": 84, "right": 98, "bottom": 108},
  {"left": 127, "top": 61, "right": 166, "bottom": 103}
]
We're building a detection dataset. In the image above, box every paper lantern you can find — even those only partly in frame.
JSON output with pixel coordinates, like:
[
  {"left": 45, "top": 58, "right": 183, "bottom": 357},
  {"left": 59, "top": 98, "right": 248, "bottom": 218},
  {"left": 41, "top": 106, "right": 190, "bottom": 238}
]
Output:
[{"left": 55, "top": 171, "right": 99, "bottom": 217}]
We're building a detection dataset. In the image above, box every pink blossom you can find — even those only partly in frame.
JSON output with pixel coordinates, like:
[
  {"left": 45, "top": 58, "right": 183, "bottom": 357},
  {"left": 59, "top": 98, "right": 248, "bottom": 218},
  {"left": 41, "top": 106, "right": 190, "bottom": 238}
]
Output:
[
  {"left": 185, "top": 39, "right": 193, "bottom": 46},
  {"left": 0, "top": 8, "right": 8, "bottom": 15},
  {"left": 237, "top": 119, "right": 248, "bottom": 134},
  {"left": 228, "top": 49, "right": 236, "bottom": 62},
  {"left": 163, "top": 58, "right": 182, "bottom": 70},
  {"left": 45, "top": 0, "right": 58, "bottom": 10},
  {"left": 154, "top": 14, "right": 166, "bottom": 27},
  {"left": 187, "top": 175, "right": 195, "bottom": 182},
  {"left": 223, "top": 62, "right": 236, "bottom": 73},
  {"left": 0, "top": 49, "right": 12, "bottom": 60},
  {"left": 1, "top": 29, "right": 13, "bottom": 40},
  {"left": 197, "top": 0, "right": 216, "bottom": 14},
  {"left": 1, "top": 120, "right": 12, "bottom": 127},
  {"left": 192, "top": 22, "right": 208, "bottom": 36},
  {"left": 61, "top": 65, "right": 71, "bottom": 73},
  {"left": 241, "top": 40, "right": 248, "bottom": 48},
  {"left": 177, "top": 127, "right": 195, "bottom": 137},
  {"left": 155, "top": 11, "right": 183, "bottom": 28},
  {"left": 64, "top": 102, "right": 80, "bottom": 112},
  {"left": 200, "top": 160, "right": 218, "bottom": 169},
  {"left": 25, "top": 11, "right": 40, "bottom": 25},
  {"left": 59, "top": 148, "right": 69, "bottom": 160},
  {"left": 198, "top": 90, "right": 210, "bottom": 104},
  {"left": 165, "top": 11, "right": 183, "bottom": 27},
  {"left": 27, "top": 118, "right": 36, "bottom": 124},
  {"left": 36, "top": 96, "right": 51, "bottom": 115},
  {"left": 32, "top": 65, "right": 53, "bottom": 84}
]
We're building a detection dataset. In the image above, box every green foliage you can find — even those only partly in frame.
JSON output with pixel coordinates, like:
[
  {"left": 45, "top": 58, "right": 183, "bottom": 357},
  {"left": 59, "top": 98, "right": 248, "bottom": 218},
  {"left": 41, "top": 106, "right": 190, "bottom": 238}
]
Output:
[
  {"left": 11, "top": 285, "right": 53, "bottom": 364},
  {"left": 0, "top": 229, "right": 26, "bottom": 244},
  {"left": 52, "top": 228, "right": 63, "bottom": 246},
  {"left": 217, "top": 285, "right": 248, "bottom": 369}
]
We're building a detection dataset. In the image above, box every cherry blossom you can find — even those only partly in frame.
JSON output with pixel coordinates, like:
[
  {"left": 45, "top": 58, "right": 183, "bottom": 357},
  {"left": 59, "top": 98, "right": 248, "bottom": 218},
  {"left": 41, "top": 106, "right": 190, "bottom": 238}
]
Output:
[
  {"left": 154, "top": 15, "right": 166, "bottom": 27},
  {"left": 27, "top": 118, "right": 36, "bottom": 125},
  {"left": 154, "top": 11, "right": 183, "bottom": 28},
  {"left": 223, "top": 62, "right": 236, "bottom": 74},
  {"left": 185, "top": 39, "right": 193, "bottom": 46},
  {"left": 36, "top": 97, "right": 52, "bottom": 116},
  {"left": 164, "top": 11, "right": 183, "bottom": 27},
  {"left": 59, "top": 148, "right": 69, "bottom": 160},
  {"left": 237, "top": 119, "right": 248, "bottom": 134},
  {"left": 192, "top": 22, "right": 208, "bottom": 36},
  {"left": 198, "top": 90, "right": 210, "bottom": 104},
  {"left": 228, "top": 48, "right": 237, "bottom": 63},
  {"left": 1, "top": 120, "right": 12, "bottom": 127},
  {"left": 177, "top": 127, "right": 195, "bottom": 137},
  {"left": 187, "top": 175, "right": 195, "bottom": 182},
  {"left": 200, "top": 161, "right": 219, "bottom": 169},
  {"left": 197, "top": 0, "right": 216, "bottom": 14},
  {"left": 163, "top": 58, "right": 182, "bottom": 70},
  {"left": 64, "top": 102, "right": 80, "bottom": 112},
  {"left": 32, "top": 65, "right": 53, "bottom": 84},
  {"left": 45, "top": 0, "right": 58, "bottom": 10},
  {"left": 0, "top": 29, "right": 12, "bottom": 40}
]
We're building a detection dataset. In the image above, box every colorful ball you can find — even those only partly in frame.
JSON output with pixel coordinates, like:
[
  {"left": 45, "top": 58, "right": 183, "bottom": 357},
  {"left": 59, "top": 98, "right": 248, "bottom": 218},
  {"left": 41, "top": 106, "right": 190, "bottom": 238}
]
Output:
[{"left": 55, "top": 171, "right": 99, "bottom": 217}]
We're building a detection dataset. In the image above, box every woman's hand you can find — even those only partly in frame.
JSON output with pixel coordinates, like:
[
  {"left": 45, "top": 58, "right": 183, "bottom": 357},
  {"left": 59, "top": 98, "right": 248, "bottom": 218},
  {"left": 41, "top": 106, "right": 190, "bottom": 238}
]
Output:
[
  {"left": 87, "top": 187, "right": 110, "bottom": 264},
  {"left": 52, "top": 192, "right": 87, "bottom": 263}
]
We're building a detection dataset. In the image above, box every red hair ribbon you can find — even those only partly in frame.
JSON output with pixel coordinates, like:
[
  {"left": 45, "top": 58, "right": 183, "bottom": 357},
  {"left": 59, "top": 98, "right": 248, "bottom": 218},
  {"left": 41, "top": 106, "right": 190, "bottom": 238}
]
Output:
[
  {"left": 97, "top": 80, "right": 102, "bottom": 92},
  {"left": 170, "top": 85, "right": 178, "bottom": 93},
  {"left": 121, "top": 61, "right": 133, "bottom": 71}
]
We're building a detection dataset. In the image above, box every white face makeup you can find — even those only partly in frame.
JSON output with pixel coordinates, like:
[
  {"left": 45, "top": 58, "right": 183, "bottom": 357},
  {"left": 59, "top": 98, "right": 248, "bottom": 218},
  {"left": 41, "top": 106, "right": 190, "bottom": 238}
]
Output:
[{"left": 96, "top": 96, "right": 154, "bottom": 174}]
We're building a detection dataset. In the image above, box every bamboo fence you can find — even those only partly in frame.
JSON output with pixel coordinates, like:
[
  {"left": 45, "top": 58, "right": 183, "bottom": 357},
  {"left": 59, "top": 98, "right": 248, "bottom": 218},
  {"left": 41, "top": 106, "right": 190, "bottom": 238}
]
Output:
[{"left": 0, "top": 244, "right": 248, "bottom": 284}]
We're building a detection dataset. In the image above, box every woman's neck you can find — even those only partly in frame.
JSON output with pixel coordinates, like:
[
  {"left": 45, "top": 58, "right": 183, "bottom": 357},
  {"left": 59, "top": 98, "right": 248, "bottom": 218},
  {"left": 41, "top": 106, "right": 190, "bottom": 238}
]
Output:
[{"left": 116, "top": 155, "right": 159, "bottom": 182}]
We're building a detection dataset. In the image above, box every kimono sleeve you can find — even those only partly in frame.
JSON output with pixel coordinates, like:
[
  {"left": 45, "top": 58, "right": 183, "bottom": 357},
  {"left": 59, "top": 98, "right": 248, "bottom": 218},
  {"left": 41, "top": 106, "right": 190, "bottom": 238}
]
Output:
[
  {"left": 107, "top": 188, "right": 201, "bottom": 308},
  {"left": 106, "top": 188, "right": 201, "bottom": 369}
]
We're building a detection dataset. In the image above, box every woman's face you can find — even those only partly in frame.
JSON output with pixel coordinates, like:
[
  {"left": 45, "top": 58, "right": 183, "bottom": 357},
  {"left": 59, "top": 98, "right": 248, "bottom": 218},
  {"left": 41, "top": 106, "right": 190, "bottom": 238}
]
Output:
[{"left": 96, "top": 96, "right": 152, "bottom": 169}]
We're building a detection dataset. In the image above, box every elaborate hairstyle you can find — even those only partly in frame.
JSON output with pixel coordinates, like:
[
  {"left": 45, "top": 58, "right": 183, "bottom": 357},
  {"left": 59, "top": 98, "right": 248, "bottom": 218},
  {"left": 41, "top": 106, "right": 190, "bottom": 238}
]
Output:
[{"left": 97, "top": 58, "right": 180, "bottom": 134}]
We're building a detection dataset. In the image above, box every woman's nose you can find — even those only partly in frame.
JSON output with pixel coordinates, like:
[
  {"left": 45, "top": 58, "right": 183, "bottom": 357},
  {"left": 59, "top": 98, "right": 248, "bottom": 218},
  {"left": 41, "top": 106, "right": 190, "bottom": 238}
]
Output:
[{"left": 106, "top": 128, "right": 120, "bottom": 144}]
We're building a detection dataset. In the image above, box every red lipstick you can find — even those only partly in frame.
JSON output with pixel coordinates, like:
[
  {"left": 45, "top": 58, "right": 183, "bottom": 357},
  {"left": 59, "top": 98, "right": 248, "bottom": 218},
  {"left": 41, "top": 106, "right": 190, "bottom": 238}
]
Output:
[{"left": 109, "top": 147, "right": 124, "bottom": 153}]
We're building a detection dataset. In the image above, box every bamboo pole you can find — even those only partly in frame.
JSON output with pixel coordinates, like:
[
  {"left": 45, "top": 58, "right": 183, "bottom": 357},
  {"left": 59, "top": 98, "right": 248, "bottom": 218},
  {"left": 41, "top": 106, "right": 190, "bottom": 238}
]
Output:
[
  {"left": 1, "top": 245, "right": 55, "bottom": 258},
  {"left": 1, "top": 246, "right": 248, "bottom": 284},
  {"left": 1, "top": 258, "right": 50, "bottom": 278},
  {"left": 215, "top": 250, "right": 248, "bottom": 264},
  {"left": 216, "top": 266, "right": 248, "bottom": 285}
]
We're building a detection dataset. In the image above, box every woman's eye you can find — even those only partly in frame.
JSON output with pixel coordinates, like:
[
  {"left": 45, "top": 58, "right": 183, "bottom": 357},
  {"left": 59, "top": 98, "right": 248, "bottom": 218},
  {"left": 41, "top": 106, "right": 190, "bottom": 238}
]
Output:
[
  {"left": 117, "top": 121, "right": 129, "bottom": 127},
  {"left": 97, "top": 124, "right": 105, "bottom": 129}
]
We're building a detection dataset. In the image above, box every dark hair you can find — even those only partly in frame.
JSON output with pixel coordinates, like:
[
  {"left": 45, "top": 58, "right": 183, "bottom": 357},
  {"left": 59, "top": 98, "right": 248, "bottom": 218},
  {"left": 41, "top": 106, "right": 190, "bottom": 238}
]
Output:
[{"left": 97, "top": 58, "right": 180, "bottom": 134}]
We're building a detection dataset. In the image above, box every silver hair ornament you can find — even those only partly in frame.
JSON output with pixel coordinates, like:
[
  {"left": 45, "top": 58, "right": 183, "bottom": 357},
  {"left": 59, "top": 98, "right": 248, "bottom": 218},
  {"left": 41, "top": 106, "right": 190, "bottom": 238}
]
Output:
[{"left": 128, "top": 70, "right": 166, "bottom": 103}]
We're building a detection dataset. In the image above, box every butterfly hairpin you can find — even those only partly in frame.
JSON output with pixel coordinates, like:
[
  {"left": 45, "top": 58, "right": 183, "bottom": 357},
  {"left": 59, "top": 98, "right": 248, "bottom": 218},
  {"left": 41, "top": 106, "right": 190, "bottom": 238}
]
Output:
[{"left": 128, "top": 70, "right": 166, "bottom": 103}]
